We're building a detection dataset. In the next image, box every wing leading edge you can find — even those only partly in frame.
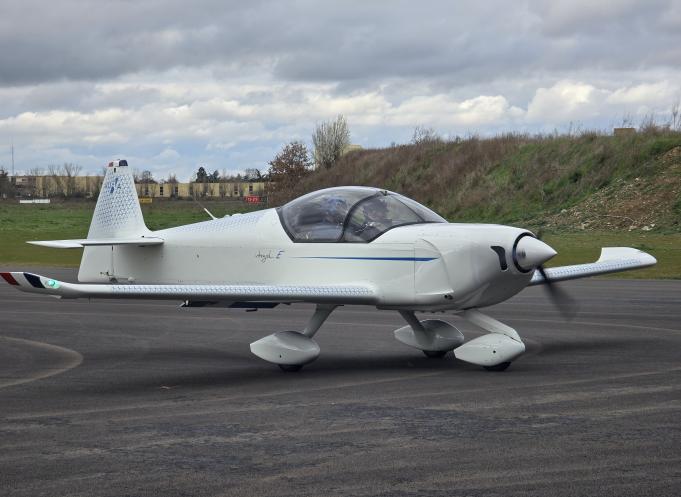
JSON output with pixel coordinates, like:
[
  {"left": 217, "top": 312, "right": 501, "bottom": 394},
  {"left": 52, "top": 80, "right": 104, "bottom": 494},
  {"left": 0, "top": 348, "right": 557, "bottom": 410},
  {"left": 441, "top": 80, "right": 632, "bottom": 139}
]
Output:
[
  {"left": 0, "top": 272, "right": 377, "bottom": 305},
  {"left": 528, "top": 247, "right": 656, "bottom": 286}
]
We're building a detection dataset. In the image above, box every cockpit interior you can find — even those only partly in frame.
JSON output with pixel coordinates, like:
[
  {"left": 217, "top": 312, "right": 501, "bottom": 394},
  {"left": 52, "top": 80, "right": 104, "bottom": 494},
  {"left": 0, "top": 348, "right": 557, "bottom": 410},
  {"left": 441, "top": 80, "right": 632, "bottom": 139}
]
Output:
[{"left": 278, "top": 187, "right": 446, "bottom": 242}]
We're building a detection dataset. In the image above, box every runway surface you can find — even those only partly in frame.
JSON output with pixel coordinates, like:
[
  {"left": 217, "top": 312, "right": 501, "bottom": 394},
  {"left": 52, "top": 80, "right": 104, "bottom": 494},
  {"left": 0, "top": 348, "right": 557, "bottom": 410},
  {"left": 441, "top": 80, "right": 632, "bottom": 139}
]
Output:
[{"left": 0, "top": 268, "right": 679, "bottom": 497}]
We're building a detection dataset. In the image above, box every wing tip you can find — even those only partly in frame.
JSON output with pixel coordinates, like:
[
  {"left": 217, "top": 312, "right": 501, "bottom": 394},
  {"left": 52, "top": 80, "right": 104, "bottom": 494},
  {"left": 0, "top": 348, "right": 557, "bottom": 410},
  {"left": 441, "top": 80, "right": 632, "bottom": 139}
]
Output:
[
  {"left": 598, "top": 247, "right": 657, "bottom": 266},
  {"left": 1, "top": 272, "right": 20, "bottom": 285}
]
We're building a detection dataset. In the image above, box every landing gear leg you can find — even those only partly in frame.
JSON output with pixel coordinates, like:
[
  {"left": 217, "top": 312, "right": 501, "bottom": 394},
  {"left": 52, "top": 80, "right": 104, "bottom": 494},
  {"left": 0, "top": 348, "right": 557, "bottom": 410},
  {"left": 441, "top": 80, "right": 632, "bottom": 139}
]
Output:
[
  {"left": 394, "top": 310, "right": 464, "bottom": 357},
  {"left": 250, "top": 304, "right": 337, "bottom": 372}
]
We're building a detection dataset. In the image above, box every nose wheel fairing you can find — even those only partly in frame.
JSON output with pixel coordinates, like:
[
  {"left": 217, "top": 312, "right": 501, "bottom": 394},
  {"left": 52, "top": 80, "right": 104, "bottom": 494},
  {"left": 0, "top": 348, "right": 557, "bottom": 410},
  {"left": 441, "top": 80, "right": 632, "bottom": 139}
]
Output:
[
  {"left": 454, "top": 309, "right": 525, "bottom": 368},
  {"left": 454, "top": 333, "right": 525, "bottom": 368}
]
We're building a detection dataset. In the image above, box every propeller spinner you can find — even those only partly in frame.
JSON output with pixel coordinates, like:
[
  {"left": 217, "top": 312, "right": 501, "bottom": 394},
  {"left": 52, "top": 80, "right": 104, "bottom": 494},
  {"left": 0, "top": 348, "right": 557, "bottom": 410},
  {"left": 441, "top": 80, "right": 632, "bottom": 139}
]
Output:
[
  {"left": 513, "top": 233, "right": 578, "bottom": 320},
  {"left": 513, "top": 235, "right": 557, "bottom": 272}
]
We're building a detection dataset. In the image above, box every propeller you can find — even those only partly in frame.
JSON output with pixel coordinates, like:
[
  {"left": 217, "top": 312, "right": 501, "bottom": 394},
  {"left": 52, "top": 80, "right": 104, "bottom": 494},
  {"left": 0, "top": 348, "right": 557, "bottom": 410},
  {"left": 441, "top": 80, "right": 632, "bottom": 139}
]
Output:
[
  {"left": 535, "top": 264, "right": 578, "bottom": 320},
  {"left": 534, "top": 229, "right": 578, "bottom": 320}
]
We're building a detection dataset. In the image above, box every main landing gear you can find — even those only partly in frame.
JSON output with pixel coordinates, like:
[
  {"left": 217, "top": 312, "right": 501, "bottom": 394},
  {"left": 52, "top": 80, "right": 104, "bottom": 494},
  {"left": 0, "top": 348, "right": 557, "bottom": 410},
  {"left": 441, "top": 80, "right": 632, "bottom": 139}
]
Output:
[
  {"left": 249, "top": 305, "right": 525, "bottom": 372},
  {"left": 394, "top": 309, "right": 525, "bottom": 371},
  {"left": 249, "top": 304, "right": 336, "bottom": 372}
]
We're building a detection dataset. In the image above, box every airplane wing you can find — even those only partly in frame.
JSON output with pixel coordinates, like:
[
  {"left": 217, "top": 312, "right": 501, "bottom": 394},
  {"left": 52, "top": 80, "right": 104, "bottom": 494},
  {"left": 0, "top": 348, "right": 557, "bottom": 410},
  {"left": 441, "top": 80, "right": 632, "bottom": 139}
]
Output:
[
  {"left": 27, "top": 237, "right": 164, "bottom": 248},
  {"left": 528, "top": 247, "right": 656, "bottom": 286},
  {"left": 0, "top": 272, "right": 377, "bottom": 305}
]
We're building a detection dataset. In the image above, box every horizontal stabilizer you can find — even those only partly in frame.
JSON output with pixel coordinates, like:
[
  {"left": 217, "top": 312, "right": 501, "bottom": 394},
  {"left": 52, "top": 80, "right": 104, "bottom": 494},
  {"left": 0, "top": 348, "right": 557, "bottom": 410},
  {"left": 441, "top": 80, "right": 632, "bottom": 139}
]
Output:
[
  {"left": 27, "top": 237, "right": 164, "bottom": 249},
  {"left": 529, "top": 247, "right": 656, "bottom": 286},
  {"left": 0, "top": 272, "right": 377, "bottom": 305}
]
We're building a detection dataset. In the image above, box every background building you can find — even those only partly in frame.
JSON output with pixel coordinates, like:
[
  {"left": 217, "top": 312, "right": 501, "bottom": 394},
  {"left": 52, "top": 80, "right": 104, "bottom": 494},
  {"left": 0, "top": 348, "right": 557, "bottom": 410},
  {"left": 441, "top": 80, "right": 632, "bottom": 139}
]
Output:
[{"left": 2, "top": 174, "right": 266, "bottom": 200}]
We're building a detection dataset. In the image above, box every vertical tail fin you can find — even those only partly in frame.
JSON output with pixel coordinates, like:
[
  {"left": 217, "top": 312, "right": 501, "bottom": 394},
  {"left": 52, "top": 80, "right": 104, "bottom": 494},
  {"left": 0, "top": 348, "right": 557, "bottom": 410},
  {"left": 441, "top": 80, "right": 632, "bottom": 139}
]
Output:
[
  {"left": 88, "top": 159, "right": 149, "bottom": 238},
  {"left": 79, "top": 160, "right": 152, "bottom": 282}
]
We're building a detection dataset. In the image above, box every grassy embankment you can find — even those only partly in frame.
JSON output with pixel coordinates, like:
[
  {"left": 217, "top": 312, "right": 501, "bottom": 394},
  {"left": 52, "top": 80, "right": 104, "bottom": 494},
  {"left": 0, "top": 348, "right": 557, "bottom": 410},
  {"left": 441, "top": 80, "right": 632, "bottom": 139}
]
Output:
[{"left": 289, "top": 128, "right": 681, "bottom": 231}]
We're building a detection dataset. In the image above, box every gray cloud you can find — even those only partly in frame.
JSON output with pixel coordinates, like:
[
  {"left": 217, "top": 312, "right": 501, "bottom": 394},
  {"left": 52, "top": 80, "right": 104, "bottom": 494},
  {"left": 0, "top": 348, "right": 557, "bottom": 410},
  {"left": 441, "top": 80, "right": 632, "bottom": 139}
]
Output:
[
  {"left": 1, "top": 0, "right": 680, "bottom": 178},
  {"left": 1, "top": 0, "right": 679, "bottom": 88}
]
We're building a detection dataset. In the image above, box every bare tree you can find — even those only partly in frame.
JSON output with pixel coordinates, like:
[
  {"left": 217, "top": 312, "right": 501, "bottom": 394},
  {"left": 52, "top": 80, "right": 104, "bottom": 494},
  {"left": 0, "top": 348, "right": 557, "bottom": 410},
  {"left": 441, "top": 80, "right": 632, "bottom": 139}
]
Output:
[
  {"left": 26, "top": 167, "right": 44, "bottom": 197},
  {"left": 47, "top": 164, "right": 66, "bottom": 197},
  {"left": 243, "top": 168, "right": 262, "bottom": 181},
  {"left": 312, "top": 114, "right": 351, "bottom": 169},
  {"left": 88, "top": 167, "right": 106, "bottom": 198},
  {"left": 63, "top": 163, "right": 82, "bottom": 196},
  {"left": 411, "top": 125, "right": 441, "bottom": 145},
  {"left": 139, "top": 170, "right": 156, "bottom": 183},
  {"left": 46, "top": 163, "right": 82, "bottom": 197}
]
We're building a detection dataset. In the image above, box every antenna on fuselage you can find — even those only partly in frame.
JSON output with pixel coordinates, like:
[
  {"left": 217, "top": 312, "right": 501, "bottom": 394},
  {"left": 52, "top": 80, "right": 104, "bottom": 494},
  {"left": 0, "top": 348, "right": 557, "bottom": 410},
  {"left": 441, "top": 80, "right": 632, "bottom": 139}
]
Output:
[
  {"left": 190, "top": 195, "right": 217, "bottom": 220},
  {"left": 203, "top": 207, "right": 217, "bottom": 220}
]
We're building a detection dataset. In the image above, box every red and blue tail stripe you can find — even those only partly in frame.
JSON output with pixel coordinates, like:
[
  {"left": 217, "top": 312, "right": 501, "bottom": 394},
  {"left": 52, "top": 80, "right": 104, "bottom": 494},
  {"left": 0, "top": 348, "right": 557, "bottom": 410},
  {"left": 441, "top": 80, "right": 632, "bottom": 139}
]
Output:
[
  {"left": 0, "top": 272, "right": 19, "bottom": 285},
  {"left": 1, "top": 272, "right": 46, "bottom": 288}
]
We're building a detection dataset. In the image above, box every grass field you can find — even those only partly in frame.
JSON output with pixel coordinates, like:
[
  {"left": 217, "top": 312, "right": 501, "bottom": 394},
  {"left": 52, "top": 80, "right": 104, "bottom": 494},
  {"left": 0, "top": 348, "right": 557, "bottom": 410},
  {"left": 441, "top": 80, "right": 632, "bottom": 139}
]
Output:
[
  {"left": 1, "top": 201, "right": 679, "bottom": 278},
  {"left": 0, "top": 200, "right": 259, "bottom": 267}
]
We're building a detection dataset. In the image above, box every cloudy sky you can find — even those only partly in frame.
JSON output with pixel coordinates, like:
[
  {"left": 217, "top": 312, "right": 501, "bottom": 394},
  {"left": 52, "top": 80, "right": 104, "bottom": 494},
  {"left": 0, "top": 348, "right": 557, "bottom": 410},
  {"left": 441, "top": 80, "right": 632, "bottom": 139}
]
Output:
[{"left": 1, "top": 0, "right": 680, "bottom": 180}]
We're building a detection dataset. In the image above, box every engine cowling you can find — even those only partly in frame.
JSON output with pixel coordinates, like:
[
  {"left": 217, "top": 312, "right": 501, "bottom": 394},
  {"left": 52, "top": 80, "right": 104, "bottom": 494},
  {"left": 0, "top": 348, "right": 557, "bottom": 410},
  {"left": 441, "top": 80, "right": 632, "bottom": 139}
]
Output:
[{"left": 414, "top": 225, "right": 557, "bottom": 309}]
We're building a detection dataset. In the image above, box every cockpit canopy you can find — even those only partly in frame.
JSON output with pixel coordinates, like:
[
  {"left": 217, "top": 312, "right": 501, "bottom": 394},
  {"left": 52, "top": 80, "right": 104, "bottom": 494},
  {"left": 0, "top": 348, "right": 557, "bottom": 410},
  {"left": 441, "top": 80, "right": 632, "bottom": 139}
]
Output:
[{"left": 278, "top": 187, "right": 446, "bottom": 242}]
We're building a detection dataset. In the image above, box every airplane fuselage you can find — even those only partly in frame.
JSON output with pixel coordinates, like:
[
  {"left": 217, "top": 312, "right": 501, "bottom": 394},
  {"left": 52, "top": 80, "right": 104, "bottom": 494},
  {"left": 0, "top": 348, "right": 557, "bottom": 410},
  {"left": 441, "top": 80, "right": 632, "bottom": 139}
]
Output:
[{"left": 79, "top": 208, "right": 534, "bottom": 311}]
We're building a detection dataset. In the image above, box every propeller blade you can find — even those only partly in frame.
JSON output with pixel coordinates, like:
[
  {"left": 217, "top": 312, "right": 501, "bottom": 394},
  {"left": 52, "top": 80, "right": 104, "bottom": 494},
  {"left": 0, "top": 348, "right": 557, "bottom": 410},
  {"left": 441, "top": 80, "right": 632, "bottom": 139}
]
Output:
[{"left": 537, "top": 265, "right": 578, "bottom": 320}]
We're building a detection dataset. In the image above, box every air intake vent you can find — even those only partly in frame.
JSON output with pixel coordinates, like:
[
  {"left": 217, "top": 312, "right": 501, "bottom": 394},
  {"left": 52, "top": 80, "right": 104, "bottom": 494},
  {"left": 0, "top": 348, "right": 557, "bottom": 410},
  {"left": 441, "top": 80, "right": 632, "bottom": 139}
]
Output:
[{"left": 490, "top": 246, "right": 508, "bottom": 271}]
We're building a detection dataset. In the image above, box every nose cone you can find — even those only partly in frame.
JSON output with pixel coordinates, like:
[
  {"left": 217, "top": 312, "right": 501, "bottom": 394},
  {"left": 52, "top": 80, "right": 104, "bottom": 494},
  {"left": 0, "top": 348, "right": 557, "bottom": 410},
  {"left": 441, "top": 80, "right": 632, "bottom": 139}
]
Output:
[{"left": 515, "top": 236, "right": 557, "bottom": 271}]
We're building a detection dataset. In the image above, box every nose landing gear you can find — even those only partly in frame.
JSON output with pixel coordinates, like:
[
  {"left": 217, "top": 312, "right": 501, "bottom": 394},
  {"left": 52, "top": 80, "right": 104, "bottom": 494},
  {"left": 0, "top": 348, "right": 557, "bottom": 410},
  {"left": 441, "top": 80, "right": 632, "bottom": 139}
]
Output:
[
  {"left": 394, "top": 310, "right": 465, "bottom": 357},
  {"left": 394, "top": 309, "right": 525, "bottom": 371}
]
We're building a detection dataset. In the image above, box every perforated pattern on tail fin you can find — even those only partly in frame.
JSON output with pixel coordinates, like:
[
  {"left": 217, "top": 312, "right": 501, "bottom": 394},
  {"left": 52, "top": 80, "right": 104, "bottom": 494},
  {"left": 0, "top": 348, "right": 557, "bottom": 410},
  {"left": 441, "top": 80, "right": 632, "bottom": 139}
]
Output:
[{"left": 88, "top": 163, "right": 148, "bottom": 239}]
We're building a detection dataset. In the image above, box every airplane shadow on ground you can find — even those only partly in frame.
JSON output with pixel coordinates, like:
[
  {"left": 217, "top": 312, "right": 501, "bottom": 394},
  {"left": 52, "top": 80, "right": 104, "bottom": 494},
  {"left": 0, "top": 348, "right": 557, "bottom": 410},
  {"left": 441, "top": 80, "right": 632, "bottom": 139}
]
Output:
[
  {"left": 68, "top": 335, "right": 653, "bottom": 395},
  {"left": 72, "top": 348, "right": 475, "bottom": 395}
]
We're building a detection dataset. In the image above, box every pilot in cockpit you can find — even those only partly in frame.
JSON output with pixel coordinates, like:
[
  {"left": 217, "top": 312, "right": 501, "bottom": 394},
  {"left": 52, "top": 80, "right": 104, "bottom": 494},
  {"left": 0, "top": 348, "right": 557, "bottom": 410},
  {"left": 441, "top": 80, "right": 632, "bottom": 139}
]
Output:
[
  {"left": 356, "top": 197, "right": 391, "bottom": 240},
  {"left": 323, "top": 197, "right": 347, "bottom": 227}
]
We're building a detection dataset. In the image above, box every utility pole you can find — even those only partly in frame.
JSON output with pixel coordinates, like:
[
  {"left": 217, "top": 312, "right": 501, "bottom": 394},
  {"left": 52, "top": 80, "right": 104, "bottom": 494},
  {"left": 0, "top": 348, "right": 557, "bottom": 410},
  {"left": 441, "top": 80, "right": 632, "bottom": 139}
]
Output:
[{"left": 11, "top": 141, "right": 14, "bottom": 177}]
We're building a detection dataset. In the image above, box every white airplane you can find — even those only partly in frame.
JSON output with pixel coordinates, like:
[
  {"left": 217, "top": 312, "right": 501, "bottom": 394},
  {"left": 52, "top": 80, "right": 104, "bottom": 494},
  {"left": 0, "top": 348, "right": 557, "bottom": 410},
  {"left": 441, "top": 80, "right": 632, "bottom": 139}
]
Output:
[{"left": 2, "top": 160, "right": 656, "bottom": 372}]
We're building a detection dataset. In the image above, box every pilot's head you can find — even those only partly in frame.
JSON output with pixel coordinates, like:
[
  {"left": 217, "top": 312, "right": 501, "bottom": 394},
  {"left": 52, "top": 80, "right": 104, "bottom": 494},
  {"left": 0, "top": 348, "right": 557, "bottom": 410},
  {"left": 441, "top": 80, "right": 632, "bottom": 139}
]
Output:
[
  {"left": 363, "top": 198, "right": 389, "bottom": 221},
  {"left": 324, "top": 197, "right": 347, "bottom": 224}
]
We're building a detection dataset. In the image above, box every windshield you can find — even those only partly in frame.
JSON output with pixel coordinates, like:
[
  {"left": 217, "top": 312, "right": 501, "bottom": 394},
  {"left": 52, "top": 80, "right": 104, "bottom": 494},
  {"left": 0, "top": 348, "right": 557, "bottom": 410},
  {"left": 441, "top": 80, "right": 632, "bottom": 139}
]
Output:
[
  {"left": 279, "top": 187, "right": 446, "bottom": 242},
  {"left": 279, "top": 187, "right": 375, "bottom": 242},
  {"left": 343, "top": 195, "right": 422, "bottom": 242}
]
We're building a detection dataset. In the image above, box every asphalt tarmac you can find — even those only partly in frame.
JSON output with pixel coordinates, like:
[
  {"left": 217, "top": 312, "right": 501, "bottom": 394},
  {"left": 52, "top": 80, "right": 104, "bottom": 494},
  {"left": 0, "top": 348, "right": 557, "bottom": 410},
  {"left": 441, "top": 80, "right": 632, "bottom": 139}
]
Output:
[{"left": 0, "top": 268, "right": 679, "bottom": 497}]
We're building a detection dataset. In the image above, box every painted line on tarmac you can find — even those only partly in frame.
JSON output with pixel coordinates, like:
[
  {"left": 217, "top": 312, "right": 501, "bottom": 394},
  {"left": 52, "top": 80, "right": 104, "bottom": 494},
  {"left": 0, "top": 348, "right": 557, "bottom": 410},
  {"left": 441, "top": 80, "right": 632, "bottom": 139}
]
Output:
[{"left": 0, "top": 336, "right": 83, "bottom": 389}]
